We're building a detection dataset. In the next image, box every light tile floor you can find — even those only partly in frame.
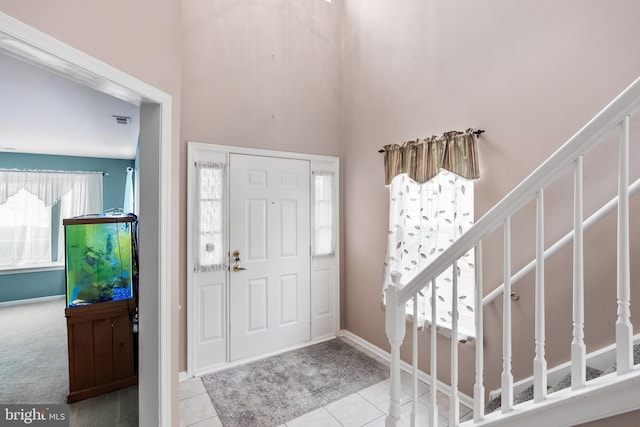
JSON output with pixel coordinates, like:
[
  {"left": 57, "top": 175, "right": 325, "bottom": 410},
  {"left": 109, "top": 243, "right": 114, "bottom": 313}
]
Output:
[{"left": 179, "top": 339, "right": 473, "bottom": 427}]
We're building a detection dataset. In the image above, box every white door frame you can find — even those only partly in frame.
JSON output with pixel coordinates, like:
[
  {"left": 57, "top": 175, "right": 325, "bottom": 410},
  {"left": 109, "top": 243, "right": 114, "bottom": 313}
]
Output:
[
  {"left": 0, "top": 13, "right": 173, "bottom": 426},
  {"left": 187, "top": 141, "right": 340, "bottom": 377}
]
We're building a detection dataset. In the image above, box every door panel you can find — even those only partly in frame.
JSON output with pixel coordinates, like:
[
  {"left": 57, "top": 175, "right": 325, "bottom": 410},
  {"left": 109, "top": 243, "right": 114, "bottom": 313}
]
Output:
[
  {"left": 247, "top": 200, "right": 267, "bottom": 261},
  {"left": 280, "top": 274, "right": 299, "bottom": 325},
  {"left": 229, "top": 154, "right": 310, "bottom": 361},
  {"left": 200, "top": 283, "right": 224, "bottom": 342}
]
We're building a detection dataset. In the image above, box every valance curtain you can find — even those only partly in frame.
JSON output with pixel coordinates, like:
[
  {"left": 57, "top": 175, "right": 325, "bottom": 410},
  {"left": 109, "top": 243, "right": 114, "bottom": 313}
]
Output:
[
  {"left": 193, "top": 161, "right": 226, "bottom": 272},
  {"left": 382, "top": 129, "right": 480, "bottom": 185},
  {"left": 0, "top": 170, "right": 103, "bottom": 266},
  {"left": 0, "top": 169, "right": 102, "bottom": 207},
  {"left": 382, "top": 129, "right": 480, "bottom": 340}
]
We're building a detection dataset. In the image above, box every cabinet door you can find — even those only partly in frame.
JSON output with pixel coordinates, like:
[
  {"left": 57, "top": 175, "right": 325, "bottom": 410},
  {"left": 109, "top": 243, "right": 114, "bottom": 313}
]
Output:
[
  {"left": 112, "top": 314, "right": 134, "bottom": 380},
  {"left": 68, "top": 321, "right": 95, "bottom": 390},
  {"left": 94, "top": 318, "right": 115, "bottom": 385}
]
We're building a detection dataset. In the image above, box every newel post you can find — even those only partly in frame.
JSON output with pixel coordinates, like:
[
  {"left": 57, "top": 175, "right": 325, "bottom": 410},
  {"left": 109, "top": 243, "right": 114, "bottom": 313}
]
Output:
[{"left": 386, "top": 271, "right": 406, "bottom": 427}]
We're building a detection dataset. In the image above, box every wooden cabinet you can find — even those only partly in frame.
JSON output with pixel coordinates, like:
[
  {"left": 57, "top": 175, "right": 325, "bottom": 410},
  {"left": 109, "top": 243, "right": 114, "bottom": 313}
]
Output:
[{"left": 65, "top": 299, "right": 137, "bottom": 403}]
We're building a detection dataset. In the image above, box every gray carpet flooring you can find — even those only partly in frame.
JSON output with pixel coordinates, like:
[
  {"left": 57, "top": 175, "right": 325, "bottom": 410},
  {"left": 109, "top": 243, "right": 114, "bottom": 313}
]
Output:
[
  {"left": 202, "top": 339, "right": 389, "bottom": 427},
  {"left": 485, "top": 344, "right": 640, "bottom": 414},
  {"left": 0, "top": 298, "right": 138, "bottom": 426},
  {"left": 0, "top": 298, "right": 68, "bottom": 404}
]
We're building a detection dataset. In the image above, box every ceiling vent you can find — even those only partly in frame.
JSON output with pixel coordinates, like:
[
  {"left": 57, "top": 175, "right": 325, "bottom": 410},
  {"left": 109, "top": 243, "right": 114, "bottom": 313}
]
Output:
[{"left": 113, "top": 115, "right": 131, "bottom": 125}]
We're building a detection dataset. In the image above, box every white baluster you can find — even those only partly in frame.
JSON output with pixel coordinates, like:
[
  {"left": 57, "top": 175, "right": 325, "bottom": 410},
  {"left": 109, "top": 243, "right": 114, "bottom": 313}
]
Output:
[
  {"left": 572, "top": 156, "right": 586, "bottom": 390},
  {"left": 617, "top": 115, "right": 633, "bottom": 375},
  {"left": 450, "top": 260, "right": 459, "bottom": 425},
  {"left": 411, "top": 296, "right": 418, "bottom": 427},
  {"left": 386, "top": 272, "right": 406, "bottom": 427},
  {"left": 429, "top": 279, "right": 438, "bottom": 427},
  {"left": 502, "top": 217, "right": 513, "bottom": 413},
  {"left": 474, "top": 241, "right": 485, "bottom": 422},
  {"left": 534, "top": 189, "right": 547, "bottom": 403}
]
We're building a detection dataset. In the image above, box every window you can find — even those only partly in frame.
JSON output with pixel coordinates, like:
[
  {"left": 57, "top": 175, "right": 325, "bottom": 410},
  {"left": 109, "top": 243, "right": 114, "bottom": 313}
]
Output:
[
  {"left": 0, "top": 170, "right": 103, "bottom": 271},
  {"left": 383, "top": 170, "right": 476, "bottom": 339},
  {"left": 312, "top": 171, "right": 335, "bottom": 258},
  {"left": 193, "top": 161, "right": 226, "bottom": 272},
  {"left": 0, "top": 189, "right": 52, "bottom": 267}
]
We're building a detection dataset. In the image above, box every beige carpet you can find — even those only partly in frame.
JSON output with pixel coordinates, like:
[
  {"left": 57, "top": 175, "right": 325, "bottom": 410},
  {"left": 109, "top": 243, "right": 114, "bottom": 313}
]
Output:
[{"left": 0, "top": 298, "right": 68, "bottom": 404}]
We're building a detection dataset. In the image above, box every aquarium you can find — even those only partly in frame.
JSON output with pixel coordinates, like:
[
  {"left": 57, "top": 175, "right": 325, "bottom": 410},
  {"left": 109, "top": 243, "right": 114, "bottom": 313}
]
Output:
[{"left": 63, "top": 214, "right": 138, "bottom": 308}]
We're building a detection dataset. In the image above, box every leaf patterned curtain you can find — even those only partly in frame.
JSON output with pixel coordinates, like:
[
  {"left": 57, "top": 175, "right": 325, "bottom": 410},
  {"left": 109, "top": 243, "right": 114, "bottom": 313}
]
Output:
[
  {"left": 382, "top": 129, "right": 479, "bottom": 185},
  {"left": 383, "top": 172, "right": 476, "bottom": 339},
  {"left": 382, "top": 130, "right": 480, "bottom": 340}
]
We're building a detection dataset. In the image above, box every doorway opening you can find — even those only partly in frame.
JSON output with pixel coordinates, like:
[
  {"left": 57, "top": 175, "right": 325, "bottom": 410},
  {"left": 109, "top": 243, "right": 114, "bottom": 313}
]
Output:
[{"left": 0, "top": 12, "right": 173, "bottom": 426}]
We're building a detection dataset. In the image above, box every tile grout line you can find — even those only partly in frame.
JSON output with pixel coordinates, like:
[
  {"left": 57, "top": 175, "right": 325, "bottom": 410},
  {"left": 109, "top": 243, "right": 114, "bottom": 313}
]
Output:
[{"left": 323, "top": 404, "right": 347, "bottom": 427}]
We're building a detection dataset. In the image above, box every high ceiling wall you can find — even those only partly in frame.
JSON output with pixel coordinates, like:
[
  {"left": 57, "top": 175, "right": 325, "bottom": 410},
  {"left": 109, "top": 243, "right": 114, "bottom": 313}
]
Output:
[{"left": 342, "top": 0, "right": 640, "bottom": 397}]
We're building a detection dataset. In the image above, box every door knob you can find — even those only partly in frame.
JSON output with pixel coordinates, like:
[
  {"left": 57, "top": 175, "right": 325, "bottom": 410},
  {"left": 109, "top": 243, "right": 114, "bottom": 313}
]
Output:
[{"left": 232, "top": 250, "right": 246, "bottom": 272}]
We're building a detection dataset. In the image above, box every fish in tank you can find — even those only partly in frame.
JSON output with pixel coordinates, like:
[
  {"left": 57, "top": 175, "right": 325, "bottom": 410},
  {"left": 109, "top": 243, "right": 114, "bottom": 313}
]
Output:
[{"left": 64, "top": 215, "right": 137, "bottom": 307}]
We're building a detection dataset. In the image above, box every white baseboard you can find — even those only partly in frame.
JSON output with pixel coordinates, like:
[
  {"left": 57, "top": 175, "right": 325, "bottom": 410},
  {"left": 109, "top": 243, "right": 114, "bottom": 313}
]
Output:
[
  {"left": 178, "top": 371, "right": 189, "bottom": 382},
  {"left": 340, "top": 329, "right": 474, "bottom": 409},
  {"left": 0, "top": 294, "right": 65, "bottom": 308}
]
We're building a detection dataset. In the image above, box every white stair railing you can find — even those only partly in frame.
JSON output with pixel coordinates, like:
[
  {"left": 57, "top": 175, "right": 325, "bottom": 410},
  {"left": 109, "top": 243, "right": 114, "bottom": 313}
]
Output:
[
  {"left": 385, "top": 75, "right": 640, "bottom": 426},
  {"left": 617, "top": 115, "right": 633, "bottom": 375},
  {"left": 533, "top": 189, "right": 546, "bottom": 403},
  {"left": 483, "top": 176, "right": 640, "bottom": 305}
]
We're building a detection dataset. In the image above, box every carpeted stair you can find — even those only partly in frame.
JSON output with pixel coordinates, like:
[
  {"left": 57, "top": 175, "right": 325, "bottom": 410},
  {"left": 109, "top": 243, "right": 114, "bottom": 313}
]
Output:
[{"left": 485, "top": 343, "right": 640, "bottom": 414}]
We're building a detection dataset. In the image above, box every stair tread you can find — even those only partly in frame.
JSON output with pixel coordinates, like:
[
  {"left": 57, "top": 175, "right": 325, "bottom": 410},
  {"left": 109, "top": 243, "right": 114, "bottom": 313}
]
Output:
[{"left": 484, "top": 343, "right": 640, "bottom": 415}]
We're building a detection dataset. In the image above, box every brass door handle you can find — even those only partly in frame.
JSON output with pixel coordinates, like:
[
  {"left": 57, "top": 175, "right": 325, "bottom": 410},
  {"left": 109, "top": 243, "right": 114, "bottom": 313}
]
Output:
[{"left": 233, "top": 265, "right": 247, "bottom": 272}]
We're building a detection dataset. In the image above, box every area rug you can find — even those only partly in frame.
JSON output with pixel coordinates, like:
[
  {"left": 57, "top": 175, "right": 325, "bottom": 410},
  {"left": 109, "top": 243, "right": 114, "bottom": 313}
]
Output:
[{"left": 201, "top": 339, "right": 389, "bottom": 427}]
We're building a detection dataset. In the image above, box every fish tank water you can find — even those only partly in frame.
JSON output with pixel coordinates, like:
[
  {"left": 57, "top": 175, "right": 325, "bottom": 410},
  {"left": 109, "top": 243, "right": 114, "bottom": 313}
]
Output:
[{"left": 63, "top": 214, "right": 138, "bottom": 308}]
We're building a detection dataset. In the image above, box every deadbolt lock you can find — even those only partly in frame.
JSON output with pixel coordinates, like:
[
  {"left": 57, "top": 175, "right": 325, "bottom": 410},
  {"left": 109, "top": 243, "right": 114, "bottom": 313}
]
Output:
[{"left": 231, "top": 250, "right": 246, "bottom": 272}]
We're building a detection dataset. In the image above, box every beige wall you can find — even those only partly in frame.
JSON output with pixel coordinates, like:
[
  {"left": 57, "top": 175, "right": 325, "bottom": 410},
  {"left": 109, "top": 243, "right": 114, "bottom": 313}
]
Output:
[
  {"left": 342, "top": 0, "right": 640, "bottom": 397},
  {"left": 179, "top": 0, "right": 344, "bottom": 372},
  {"left": 0, "top": 2, "right": 182, "bottom": 425},
  {"left": 3, "top": 0, "right": 640, "bottom": 420}
]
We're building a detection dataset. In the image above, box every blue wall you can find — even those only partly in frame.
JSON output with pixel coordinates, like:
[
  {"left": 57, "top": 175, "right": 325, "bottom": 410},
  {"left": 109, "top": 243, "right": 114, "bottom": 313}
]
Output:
[{"left": 0, "top": 153, "right": 135, "bottom": 303}]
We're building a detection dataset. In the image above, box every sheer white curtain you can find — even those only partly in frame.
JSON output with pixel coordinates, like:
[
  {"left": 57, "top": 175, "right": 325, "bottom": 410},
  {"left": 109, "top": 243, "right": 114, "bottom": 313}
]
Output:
[
  {"left": 312, "top": 171, "right": 335, "bottom": 257},
  {"left": 383, "top": 171, "right": 476, "bottom": 339},
  {"left": 0, "top": 189, "right": 51, "bottom": 267},
  {"left": 0, "top": 169, "right": 99, "bottom": 206},
  {"left": 0, "top": 170, "right": 103, "bottom": 266},
  {"left": 193, "top": 161, "right": 226, "bottom": 272},
  {"left": 123, "top": 166, "right": 134, "bottom": 213},
  {"left": 57, "top": 173, "right": 103, "bottom": 262}
]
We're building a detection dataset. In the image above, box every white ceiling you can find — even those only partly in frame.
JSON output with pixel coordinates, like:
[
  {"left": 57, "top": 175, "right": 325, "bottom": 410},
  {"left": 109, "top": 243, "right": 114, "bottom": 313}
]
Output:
[{"left": 0, "top": 52, "right": 140, "bottom": 159}]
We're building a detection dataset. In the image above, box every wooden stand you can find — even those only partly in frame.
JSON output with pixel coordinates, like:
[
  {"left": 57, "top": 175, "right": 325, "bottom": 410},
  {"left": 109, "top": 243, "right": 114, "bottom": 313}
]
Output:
[{"left": 65, "top": 299, "right": 138, "bottom": 403}]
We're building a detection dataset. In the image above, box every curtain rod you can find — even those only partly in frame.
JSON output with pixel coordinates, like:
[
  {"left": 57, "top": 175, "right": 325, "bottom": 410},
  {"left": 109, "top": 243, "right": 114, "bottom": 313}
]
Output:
[
  {"left": 377, "top": 129, "right": 485, "bottom": 153},
  {"left": 0, "top": 168, "right": 109, "bottom": 176}
]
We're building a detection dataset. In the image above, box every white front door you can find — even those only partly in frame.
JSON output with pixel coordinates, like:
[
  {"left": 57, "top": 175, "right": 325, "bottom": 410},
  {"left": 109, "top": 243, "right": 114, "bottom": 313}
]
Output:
[{"left": 228, "top": 154, "right": 311, "bottom": 361}]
